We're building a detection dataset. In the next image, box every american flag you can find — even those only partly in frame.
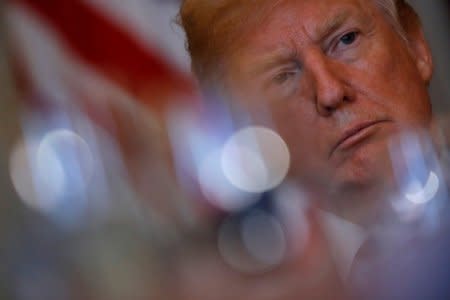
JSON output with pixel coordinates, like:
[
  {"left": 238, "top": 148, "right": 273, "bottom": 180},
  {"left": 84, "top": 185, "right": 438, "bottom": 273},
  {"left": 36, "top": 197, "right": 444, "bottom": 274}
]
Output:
[
  {"left": 5, "top": 0, "right": 203, "bottom": 228},
  {"left": 6, "top": 0, "right": 196, "bottom": 125}
]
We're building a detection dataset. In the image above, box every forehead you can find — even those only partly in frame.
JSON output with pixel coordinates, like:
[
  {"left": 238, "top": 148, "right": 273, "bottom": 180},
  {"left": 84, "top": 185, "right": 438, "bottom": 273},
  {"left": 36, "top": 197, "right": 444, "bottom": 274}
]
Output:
[
  {"left": 226, "top": 0, "right": 376, "bottom": 77},
  {"left": 269, "top": 0, "right": 367, "bottom": 21},
  {"left": 246, "top": 0, "right": 370, "bottom": 48}
]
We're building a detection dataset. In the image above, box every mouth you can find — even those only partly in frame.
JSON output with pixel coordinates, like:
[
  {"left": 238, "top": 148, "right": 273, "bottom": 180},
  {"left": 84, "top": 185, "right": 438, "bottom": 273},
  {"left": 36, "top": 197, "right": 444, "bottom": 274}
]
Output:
[{"left": 329, "top": 120, "right": 391, "bottom": 158}]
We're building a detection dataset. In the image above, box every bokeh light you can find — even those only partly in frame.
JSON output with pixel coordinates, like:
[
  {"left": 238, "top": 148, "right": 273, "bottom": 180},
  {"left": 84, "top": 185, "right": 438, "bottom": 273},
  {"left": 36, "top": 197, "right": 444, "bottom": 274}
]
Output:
[
  {"left": 221, "top": 126, "right": 290, "bottom": 193},
  {"left": 404, "top": 171, "right": 439, "bottom": 205},
  {"left": 9, "top": 129, "right": 94, "bottom": 216},
  {"left": 389, "top": 131, "right": 443, "bottom": 222},
  {"left": 217, "top": 210, "right": 287, "bottom": 274},
  {"left": 9, "top": 139, "right": 49, "bottom": 212},
  {"left": 38, "top": 129, "right": 94, "bottom": 197},
  {"left": 197, "top": 149, "right": 259, "bottom": 212},
  {"left": 241, "top": 210, "right": 287, "bottom": 268}
]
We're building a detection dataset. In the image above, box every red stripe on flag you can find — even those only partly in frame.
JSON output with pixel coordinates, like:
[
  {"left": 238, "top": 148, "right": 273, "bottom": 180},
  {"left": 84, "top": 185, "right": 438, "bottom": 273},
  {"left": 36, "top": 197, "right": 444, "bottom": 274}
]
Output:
[{"left": 15, "top": 0, "right": 195, "bottom": 111}]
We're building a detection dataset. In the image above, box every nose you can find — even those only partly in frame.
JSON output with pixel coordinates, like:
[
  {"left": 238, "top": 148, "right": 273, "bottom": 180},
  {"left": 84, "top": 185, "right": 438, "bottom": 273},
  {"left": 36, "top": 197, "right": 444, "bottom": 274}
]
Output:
[{"left": 308, "top": 54, "right": 350, "bottom": 117}]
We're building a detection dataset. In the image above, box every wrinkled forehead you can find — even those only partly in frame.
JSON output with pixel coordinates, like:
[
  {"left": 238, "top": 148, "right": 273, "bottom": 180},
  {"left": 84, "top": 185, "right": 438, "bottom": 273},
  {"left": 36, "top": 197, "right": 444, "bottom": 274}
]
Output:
[
  {"left": 207, "top": 0, "right": 383, "bottom": 92},
  {"left": 224, "top": 0, "right": 377, "bottom": 81},
  {"left": 232, "top": 0, "right": 373, "bottom": 51}
]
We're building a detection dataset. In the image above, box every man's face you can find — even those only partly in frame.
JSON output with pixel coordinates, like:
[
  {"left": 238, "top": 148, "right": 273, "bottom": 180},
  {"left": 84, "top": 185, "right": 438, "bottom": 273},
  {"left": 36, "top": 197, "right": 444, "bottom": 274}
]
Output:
[{"left": 225, "top": 0, "right": 433, "bottom": 220}]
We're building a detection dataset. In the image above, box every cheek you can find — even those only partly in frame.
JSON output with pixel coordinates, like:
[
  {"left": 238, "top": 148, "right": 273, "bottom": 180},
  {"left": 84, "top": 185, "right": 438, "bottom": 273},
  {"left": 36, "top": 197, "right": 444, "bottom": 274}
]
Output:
[
  {"left": 269, "top": 99, "right": 314, "bottom": 143},
  {"left": 349, "top": 40, "right": 431, "bottom": 124},
  {"left": 268, "top": 103, "right": 330, "bottom": 177}
]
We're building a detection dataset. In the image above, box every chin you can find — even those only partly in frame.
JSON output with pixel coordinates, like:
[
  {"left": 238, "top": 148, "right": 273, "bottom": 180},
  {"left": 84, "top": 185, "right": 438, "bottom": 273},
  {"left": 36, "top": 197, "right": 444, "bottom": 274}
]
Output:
[
  {"left": 341, "top": 139, "right": 388, "bottom": 174},
  {"left": 330, "top": 138, "right": 396, "bottom": 211}
]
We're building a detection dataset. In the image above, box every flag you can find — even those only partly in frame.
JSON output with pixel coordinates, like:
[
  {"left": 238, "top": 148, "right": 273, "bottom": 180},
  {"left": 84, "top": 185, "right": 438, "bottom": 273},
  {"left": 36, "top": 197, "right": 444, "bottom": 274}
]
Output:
[{"left": 5, "top": 0, "right": 198, "bottom": 226}]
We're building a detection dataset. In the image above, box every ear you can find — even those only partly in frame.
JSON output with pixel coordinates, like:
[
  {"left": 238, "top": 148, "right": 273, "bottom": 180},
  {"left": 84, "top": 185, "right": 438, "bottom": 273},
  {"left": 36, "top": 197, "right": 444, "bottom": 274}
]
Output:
[
  {"left": 409, "top": 27, "right": 433, "bottom": 84},
  {"left": 399, "top": 3, "right": 433, "bottom": 84}
]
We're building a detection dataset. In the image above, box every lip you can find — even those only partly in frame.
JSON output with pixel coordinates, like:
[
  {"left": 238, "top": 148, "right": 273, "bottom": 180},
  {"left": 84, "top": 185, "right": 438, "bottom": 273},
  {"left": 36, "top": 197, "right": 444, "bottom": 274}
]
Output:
[{"left": 329, "top": 120, "right": 391, "bottom": 158}]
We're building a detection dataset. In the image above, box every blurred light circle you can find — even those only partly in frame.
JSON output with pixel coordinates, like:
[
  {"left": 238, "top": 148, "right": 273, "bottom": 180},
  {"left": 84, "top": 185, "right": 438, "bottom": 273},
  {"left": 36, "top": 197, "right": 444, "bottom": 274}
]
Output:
[
  {"left": 241, "top": 210, "right": 287, "bottom": 267},
  {"left": 9, "top": 139, "right": 61, "bottom": 212},
  {"left": 404, "top": 171, "right": 439, "bottom": 204},
  {"left": 37, "top": 129, "right": 94, "bottom": 197},
  {"left": 223, "top": 143, "right": 268, "bottom": 191},
  {"left": 9, "top": 129, "right": 94, "bottom": 215},
  {"left": 197, "top": 150, "right": 258, "bottom": 212},
  {"left": 217, "top": 217, "right": 252, "bottom": 273},
  {"left": 221, "top": 126, "right": 290, "bottom": 193},
  {"left": 36, "top": 139, "right": 67, "bottom": 200},
  {"left": 217, "top": 214, "right": 285, "bottom": 274}
]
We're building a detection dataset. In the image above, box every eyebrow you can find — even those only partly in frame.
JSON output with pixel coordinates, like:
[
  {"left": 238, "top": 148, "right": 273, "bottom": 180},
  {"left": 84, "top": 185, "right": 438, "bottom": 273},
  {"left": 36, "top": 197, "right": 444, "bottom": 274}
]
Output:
[
  {"left": 313, "top": 10, "right": 353, "bottom": 42},
  {"left": 247, "top": 46, "right": 298, "bottom": 76},
  {"left": 246, "top": 8, "right": 364, "bottom": 76}
]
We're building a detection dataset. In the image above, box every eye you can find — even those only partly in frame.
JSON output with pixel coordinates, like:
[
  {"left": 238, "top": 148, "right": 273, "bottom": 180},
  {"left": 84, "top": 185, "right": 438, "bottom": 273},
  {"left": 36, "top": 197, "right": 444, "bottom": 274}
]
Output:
[
  {"left": 273, "top": 72, "right": 294, "bottom": 84},
  {"left": 273, "top": 67, "right": 299, "bottom": 85},
  {"left": 339, "top": 31, "right": 358, "bottom": 46}
]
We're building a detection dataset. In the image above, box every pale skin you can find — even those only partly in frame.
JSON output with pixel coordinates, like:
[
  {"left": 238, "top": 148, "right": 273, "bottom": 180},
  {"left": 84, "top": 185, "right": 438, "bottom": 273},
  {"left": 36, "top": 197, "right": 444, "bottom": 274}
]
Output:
[{"left": 224, "top": 0, "right": 434, "bottom": 224}]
